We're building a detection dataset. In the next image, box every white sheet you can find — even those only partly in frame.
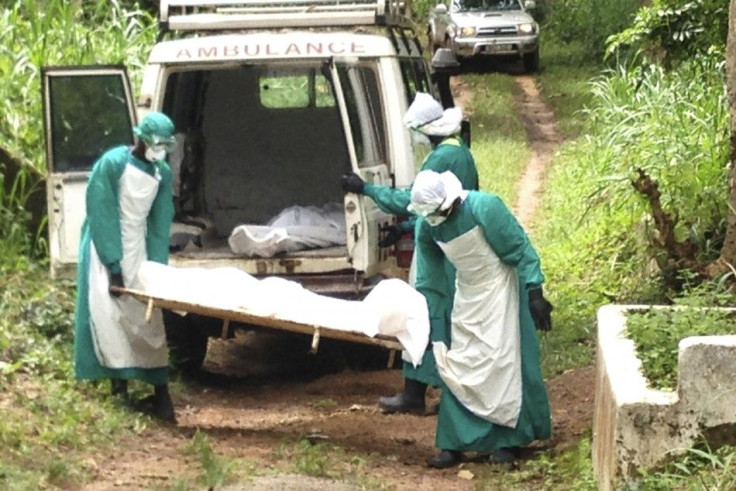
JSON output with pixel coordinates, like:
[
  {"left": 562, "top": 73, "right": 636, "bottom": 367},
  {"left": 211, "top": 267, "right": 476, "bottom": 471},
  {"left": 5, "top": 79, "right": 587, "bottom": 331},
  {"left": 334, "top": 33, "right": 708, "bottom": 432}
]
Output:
[
  {"left": 228, "top": 204, "right": 346, "bottom": 258},
  {"left": 136, "top": 262, "right": 429, "bottom": 366}
]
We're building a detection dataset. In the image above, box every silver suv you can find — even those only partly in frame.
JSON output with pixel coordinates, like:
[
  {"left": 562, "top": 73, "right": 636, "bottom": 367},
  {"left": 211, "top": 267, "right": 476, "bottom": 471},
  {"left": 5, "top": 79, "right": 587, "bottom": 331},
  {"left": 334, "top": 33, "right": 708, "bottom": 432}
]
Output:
[{"left": 428, "top": 0, "right": 539, "bottom": 72}]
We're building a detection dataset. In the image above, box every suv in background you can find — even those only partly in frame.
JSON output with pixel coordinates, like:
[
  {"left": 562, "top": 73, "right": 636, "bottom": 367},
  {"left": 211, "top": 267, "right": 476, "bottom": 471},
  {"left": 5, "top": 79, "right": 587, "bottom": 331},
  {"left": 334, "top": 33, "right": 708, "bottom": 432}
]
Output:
[{"left": 428, "top": 0, "right": 539, "bottom": 72}]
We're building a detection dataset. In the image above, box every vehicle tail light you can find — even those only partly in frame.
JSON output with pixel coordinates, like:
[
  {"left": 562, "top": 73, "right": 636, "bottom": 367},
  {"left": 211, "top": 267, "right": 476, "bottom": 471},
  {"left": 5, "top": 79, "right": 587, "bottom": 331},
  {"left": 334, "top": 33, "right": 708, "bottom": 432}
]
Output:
[{"left": 395, "top": 234, "right": 414, "bottom": 269}]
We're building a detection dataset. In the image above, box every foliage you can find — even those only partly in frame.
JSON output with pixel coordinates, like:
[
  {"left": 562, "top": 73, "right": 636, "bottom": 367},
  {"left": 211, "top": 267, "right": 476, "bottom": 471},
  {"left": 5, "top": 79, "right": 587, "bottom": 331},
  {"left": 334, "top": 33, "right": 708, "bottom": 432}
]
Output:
[
  {"left": 635, "top": 443, "right": 736, "bottom": 489},
  {"left": 540, "top": 0, "right": 640, "bottom": 61},
  {"left": 606, "top": 0, "right": 729, "bottom": 67},
  {"left": 587, "top": 59, "right": 728, "bottom": 270},
  {"left": 0, "top": 0, "right": 156, "bottom": 173},
  {"left": 183, "top": 430, "right": 235, "bottom": 488},
  {"left": 0, "top": 0, "right": 157, "bottom": 256},
  {"left": 0, "top": 265, "right": 149, "bottom": 489},
  {"left": 626, "top": 279, "right": 736, "bottom": 391},
  {"left": 473, "top": 435, "right": 597, "bottom": 490}
]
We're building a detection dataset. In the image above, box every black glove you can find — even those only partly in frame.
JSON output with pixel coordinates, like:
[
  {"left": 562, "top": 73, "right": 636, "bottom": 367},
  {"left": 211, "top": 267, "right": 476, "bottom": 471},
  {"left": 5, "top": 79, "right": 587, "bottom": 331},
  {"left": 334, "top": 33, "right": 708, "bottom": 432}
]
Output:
[
  {"left": 528, "top": 288, "right": 553, "bottom": 332},
  {"left": 341, "top": 172, "right": 365, "bottom": 194},
  {"left": 379, "top": 224, "right": 404, "bottom": 248},
  {"left": 109, "top": 272, "right": 125, "bottom": 297}
]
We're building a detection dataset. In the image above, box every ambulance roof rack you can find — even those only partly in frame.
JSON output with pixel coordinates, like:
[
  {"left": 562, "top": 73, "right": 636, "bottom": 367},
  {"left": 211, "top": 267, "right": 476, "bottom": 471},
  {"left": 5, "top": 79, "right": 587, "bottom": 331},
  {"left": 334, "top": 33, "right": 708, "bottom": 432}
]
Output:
[{"left": 159, "top": 0, "right": 415, "bottom": 35}]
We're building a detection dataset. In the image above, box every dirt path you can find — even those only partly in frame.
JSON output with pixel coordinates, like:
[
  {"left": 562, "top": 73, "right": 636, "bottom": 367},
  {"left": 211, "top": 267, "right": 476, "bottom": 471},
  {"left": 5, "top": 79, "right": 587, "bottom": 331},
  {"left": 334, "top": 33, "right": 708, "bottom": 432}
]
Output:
[
  {"left": 511, "top": 76, "right": 563, "bottom": 228},
  {"left": 81, "top": 77, "right": 593, "bottom": 490}
]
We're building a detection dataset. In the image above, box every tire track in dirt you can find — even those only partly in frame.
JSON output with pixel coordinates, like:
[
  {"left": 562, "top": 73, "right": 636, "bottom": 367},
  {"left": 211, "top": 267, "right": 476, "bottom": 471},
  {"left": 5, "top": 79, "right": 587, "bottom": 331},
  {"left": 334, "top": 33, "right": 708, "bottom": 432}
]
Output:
[{"left": 511, "top": 75, "right": 563, "bottom": 229}]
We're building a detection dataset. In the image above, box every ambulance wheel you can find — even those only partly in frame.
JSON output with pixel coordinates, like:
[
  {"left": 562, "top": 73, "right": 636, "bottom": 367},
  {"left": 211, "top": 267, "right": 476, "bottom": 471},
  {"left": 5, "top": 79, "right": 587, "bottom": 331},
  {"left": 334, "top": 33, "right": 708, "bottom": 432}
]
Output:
[{"left": 164, "top": 311, "right": 209, "bottom": 374}]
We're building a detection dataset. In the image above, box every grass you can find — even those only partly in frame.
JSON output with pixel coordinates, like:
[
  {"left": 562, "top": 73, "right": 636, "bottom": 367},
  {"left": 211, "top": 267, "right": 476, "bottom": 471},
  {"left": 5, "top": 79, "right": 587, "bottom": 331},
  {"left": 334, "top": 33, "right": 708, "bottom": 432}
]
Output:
[
  {"left": 181, "top": 430, "right": 236, "bottom": 488},
  {"left": 0, "top": 265, "right": 154, "bottom": 489},
  {"left": 463, "top": 72, "right": 530, "bottom": 205}
]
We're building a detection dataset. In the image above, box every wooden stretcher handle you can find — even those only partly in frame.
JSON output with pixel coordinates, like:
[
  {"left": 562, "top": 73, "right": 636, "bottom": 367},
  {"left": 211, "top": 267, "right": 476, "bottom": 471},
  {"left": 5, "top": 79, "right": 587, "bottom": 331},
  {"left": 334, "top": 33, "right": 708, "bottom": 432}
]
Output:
[
  {"left": 310, "top": 328, "right": 321, "bottom": 354},
  {"left": 145, "top": 298, "right": 154, "bottom": 323}
]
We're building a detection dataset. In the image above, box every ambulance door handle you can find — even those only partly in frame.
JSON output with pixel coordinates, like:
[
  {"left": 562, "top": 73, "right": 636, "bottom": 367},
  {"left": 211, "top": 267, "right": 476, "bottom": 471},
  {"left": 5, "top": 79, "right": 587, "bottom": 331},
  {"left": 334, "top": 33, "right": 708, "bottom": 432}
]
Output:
[{"left": 351, "top": 223, "right": 360, "bottom": 242}]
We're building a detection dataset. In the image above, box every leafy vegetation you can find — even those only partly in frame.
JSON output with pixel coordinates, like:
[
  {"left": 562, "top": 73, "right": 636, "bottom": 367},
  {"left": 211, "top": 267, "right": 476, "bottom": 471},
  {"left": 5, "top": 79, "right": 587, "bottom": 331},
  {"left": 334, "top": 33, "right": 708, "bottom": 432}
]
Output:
[
  {"left": 540, "top": 0, "right": 641, "bottom": 61},
  {"left": 182, "top": 430, "right": 236, "bottom": 488},
  {"left": 607, "top": 0, "right": 729, "bottom": 66},
  {"left": 626, "top": 280, "right": 736, "bottom": 391}
]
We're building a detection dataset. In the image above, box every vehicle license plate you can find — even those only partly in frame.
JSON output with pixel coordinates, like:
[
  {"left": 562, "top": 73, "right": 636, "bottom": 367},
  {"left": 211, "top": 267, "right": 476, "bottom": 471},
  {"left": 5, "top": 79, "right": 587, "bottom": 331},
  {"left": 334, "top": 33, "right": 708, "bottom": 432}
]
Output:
[{"left": 485, "top": 44, "right": 510, "bottom": 53}]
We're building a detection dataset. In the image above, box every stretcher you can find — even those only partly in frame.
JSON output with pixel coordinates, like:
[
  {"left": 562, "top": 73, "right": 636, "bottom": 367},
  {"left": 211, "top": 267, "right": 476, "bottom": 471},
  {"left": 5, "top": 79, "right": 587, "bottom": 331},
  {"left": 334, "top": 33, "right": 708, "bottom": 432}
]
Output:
[{"left": 113, "top": 286, "right": 403, "bottom": 362}]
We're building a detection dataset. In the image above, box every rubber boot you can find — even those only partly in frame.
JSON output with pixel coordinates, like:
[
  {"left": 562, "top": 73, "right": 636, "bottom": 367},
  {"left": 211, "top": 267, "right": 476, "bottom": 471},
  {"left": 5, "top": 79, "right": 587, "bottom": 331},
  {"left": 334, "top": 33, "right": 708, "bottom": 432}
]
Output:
[
  {"left": 110, "top": 379, "right": 132, "bottom": 408},
  {"left": 487, "top": 447, "right": 518, "bottom": 464},
  {"left": 378, "top": 378, "right": 426, "bottom": 414},
  {"left": 427, "top": 449, "right": 462, "bottom": 469},
  {"left": 152, "top": 384, "right": 176, "bottom": 423}
]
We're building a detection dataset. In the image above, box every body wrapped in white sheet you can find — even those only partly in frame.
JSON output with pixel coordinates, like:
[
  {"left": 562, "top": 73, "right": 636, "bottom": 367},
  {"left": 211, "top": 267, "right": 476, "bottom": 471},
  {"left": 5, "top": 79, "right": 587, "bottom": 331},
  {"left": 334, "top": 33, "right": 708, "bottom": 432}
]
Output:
[
  {"left": 228, "top": 204, "right": 346, "bottom": 258},
  {"left": 136, "top": 262, "right": 429, "bottom": 366}
]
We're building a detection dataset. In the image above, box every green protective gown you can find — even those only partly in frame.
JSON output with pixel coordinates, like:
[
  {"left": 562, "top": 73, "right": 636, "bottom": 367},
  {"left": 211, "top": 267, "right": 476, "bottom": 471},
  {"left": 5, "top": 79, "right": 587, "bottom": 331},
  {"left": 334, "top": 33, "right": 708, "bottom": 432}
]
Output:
[
  {"left": 74, "top": 145, "right": 174, "bottom": 385},
  {"left": 414, "top": 191, "right": 551, "bottom": 452},
  {"left": 362, "top": 136, "right": 479, "bottom": 387}
]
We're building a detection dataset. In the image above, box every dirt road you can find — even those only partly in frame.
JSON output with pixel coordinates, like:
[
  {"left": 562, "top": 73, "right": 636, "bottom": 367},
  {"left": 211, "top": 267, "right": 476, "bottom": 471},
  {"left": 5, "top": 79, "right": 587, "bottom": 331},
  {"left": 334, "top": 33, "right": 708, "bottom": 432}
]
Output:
[{"left": 82, "top": 75, "right": 594, "bottom": 490}]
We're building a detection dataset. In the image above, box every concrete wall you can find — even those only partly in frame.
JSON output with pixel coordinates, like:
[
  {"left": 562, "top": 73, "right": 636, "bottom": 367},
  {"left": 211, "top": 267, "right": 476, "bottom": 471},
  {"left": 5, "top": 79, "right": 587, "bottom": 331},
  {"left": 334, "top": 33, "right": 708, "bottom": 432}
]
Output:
[{"left": 592, "top": 305, "right": 736, "bottom": 490}]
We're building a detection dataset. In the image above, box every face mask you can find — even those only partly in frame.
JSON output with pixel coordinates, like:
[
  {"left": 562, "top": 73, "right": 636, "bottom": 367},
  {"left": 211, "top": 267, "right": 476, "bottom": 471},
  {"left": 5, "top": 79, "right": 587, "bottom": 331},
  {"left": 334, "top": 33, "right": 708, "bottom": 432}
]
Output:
[
  {"left": 410, "top": 129, "right": 431, "bottom": 146},
  {"left": 425, "top": 214, "right": 448, "bottom": 227},
  {"left": 145, "top": 146, "right": 167, "bottom": 162}
]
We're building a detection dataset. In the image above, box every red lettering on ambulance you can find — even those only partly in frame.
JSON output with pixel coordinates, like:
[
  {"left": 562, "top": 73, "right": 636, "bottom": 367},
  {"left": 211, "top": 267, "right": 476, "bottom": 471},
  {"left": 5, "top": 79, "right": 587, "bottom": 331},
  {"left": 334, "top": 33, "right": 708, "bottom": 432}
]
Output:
[
  {"left": 306, "top": 43, "right": 323, "bottom": 54},
  {"left": 285, "top": 43, "right": 301, "bottom": 55},
  {"left": 176, "top": 48, "right": 192, "bottom": 59},
  {"left": 351, "top": 43, "right": 366, "bottom": 54},
  {"left": 328, "top": 42, "right": 345, "bottom": 54},
  {"left": 266, "top": 44, "right": 277, "bottom": 55}
]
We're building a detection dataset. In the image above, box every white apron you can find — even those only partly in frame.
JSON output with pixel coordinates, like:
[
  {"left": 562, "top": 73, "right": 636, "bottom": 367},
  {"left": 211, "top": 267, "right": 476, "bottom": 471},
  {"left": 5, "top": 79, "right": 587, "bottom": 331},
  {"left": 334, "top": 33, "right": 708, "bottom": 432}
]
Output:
[
  {"left": 88, "top": 162, "right": 168, "bottom": 369},
  {"left": 433, "top": 226, "right": 522, "bottom": 427}
]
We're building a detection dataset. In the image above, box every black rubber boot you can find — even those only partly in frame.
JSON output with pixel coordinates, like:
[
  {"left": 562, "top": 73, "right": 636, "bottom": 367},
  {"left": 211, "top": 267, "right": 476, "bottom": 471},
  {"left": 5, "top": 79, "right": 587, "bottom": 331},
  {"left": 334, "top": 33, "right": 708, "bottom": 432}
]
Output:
[
  {"left": 487, "top": 447, "right": 518, "bottom": 464},
  {"left": 110, "top": 379, "right": 132, "bottom": 408},
  {"left": 152, "top": 384, "right": 176, "bottom": 423},
  {"left": 427, "top": 449, "right": 462, "bottom": 469},
  {"left": 378, "top": 378, "right": 427, "bottom": 414}
]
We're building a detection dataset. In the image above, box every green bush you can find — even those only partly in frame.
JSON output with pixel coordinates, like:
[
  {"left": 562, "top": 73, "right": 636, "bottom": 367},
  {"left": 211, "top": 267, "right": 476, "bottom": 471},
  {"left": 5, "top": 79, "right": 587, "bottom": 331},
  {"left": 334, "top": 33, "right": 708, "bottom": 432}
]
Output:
[
  {"left": 606, "top": 0, "right": 729, "bottom": 67},
  {"left": 541, "top": 0, "right": 640, "bottom": 61}
]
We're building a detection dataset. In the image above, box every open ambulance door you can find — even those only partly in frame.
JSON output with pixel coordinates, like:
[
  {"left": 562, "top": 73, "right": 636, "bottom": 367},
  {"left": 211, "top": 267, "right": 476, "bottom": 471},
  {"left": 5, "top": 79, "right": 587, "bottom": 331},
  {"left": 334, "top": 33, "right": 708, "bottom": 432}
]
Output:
[
  {"left": 328, "top": 58, "right": 393, "bottom": 277},
  {"left": 42, "top": 66, "right": 138, "bottom": 279}
]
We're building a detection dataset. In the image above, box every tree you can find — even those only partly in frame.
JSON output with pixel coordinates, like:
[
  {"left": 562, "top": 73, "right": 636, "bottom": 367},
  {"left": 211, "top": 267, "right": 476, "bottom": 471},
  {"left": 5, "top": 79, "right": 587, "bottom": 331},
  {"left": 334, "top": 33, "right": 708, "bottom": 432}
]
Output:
[{"left": 708, "top": 0, "right": 736, "bottom": 278}]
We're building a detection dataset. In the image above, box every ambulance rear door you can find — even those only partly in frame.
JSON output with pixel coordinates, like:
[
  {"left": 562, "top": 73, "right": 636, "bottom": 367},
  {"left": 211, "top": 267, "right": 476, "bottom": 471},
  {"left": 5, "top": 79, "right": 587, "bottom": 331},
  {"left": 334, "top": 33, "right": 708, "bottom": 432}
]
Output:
[
  {"left": 42, "top": 66, "right": 137, "bottom": 279},
  {"left": 328, "top": 57, "right": 393, "bottom": 276}
]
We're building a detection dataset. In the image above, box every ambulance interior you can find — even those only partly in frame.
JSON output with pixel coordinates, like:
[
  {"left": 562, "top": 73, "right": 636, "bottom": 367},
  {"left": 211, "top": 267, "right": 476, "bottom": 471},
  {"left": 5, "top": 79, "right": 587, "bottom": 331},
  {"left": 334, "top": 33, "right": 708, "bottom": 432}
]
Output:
[{"left": 162, "top": 61, "right": 387, "bottom": 259}]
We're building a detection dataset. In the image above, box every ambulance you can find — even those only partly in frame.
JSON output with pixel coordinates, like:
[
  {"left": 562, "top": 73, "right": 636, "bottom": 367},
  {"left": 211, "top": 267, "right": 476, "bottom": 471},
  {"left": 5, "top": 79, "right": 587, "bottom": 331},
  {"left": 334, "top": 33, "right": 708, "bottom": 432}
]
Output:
[{"left": 42, "top": 0, "right": 460, "bottom": 369}]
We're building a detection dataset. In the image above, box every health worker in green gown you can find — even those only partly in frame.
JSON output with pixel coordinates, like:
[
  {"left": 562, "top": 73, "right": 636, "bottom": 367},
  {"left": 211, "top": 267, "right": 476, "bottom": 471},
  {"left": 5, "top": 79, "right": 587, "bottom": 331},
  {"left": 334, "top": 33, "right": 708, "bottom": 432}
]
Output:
[
  {"left": 341, "top": 92, "right": 479, "bottom": 415},
  {"left": 73, "top": 112, "right": 177, "bottom": 422},
  {"left": 408, "top": 170, "right": 553, "bottom": 469}
]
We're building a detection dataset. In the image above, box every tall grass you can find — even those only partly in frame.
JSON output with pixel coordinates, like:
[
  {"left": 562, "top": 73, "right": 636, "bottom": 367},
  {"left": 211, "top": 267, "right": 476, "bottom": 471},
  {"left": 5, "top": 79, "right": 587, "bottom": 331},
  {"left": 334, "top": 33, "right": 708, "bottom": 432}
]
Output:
[
  {"left": 0, "top": 1, "right": 156, "bottom": 172},
  {"left": 0, "top": 0, "right": 156, "bottom": 262},
  {"left": 535, "top": 56, "right": 728, "bottom": 375}
]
